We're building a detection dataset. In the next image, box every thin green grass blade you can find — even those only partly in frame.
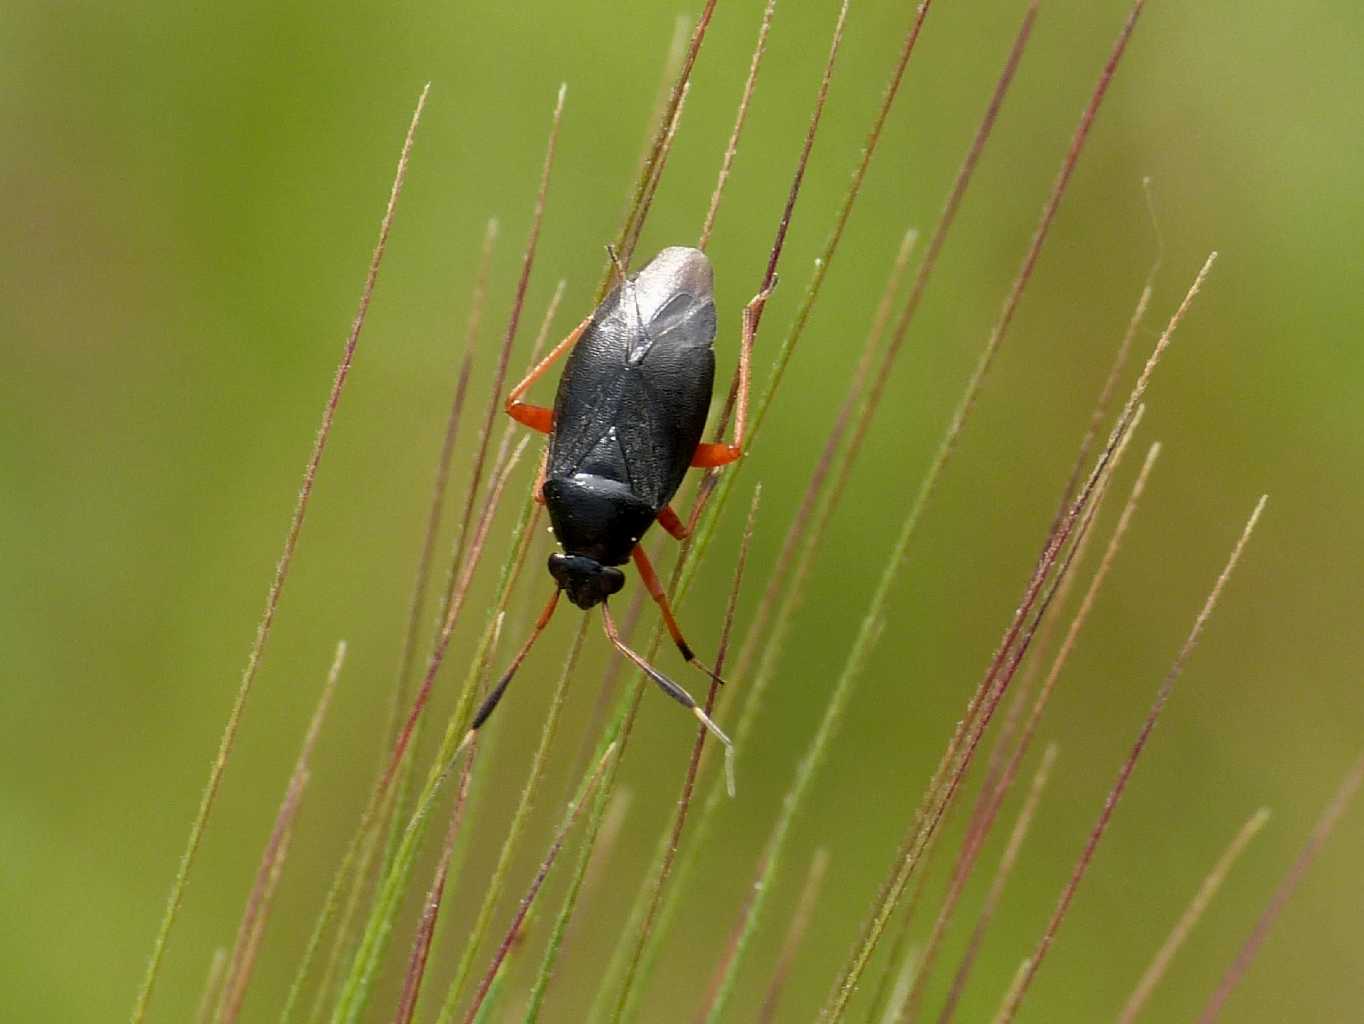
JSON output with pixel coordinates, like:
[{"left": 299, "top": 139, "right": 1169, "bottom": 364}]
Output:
[
  {"left": 327, "top": 487, "right": 539, "bottom": 1024},
  {"left": 431, "top": 617, "right": 591, "bottom": 1022},
  {"left": 130, "top": 85, "right": 428, "bottom": 1024}
]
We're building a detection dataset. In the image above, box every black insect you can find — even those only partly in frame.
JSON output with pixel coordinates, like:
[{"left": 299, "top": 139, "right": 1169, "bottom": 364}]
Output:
[{"left": 467, "top": 245, "right": 771, "bottom": 787}]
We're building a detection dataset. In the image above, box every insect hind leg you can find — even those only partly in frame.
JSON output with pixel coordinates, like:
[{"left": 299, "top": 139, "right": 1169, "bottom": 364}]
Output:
[
  {"left": 690, "top": 276, "right": 777, "bottom": 469},
  {"left": 630, "top": 545, "right": 726, "bottom": 686}
]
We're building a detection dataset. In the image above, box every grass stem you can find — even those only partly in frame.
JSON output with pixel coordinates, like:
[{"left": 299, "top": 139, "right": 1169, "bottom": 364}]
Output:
[
  {"left": 757, "top": 848, "right": 832, "bottom": 1024},
  {"left": 391, "top": 741, "right": 479, "bottom": 1024},
  {"left": 1197, "top": 750, "right": 1364, "bottom": 1022},
  {"left": 934, "top": 743, "right": 1058, "bottom": 1024},
  {"left": 1115, "top": 806, "right": 1270, "bottom": 1024},
  {"left": 130, "top": 85, "right": 427, "bottom": 1024},
  {"left": 433, "top": 617, "right": 591, "bottom": 1021},
  {"left": 992, "top": 496, "right": 1269, "bottom": 1024},
  {"left": 461, "top": 743, "right": 618, "bottom": 1024}
]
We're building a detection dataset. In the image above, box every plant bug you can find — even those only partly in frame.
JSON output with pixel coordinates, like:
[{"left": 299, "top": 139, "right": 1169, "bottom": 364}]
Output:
[{"left": 467, "top": 245, "right": 772, "bottom": 793}]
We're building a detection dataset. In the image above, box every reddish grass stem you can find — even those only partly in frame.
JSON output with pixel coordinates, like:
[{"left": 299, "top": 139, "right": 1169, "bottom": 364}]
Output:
[
  {"left": 441, "top": 85, "right": 564, "bottom": 620},
  {"left": 388, "top": 217, "right": 496, "bottom": 742},
  {"left": 609, "top": 487, "right": 760, "bottom": 1023},
  {"left": 296, "top": 80, "right": 569, "bottom": 1024},
  {"left": 935, "top": 744, "right": 1058, "bottom": 1024},
  {"left": 845, "top": 0, "right": 1038, "bottom": 481},
  {"left": 526, "top": 279, "right": 567, "bottom": 368},
  {"left": 368, "top": 218, "right": 499, "bottom": 912},
  {"left": 217, "top": 798, "right": 302, "bottom": 1024},
  {"left": 391, "top": 741, "right": 478, "bottom": 1024},
  {"left": 609, "top": 0, "right": 718, "bottom": 290},
  {"left": 973, "top": 438, "right": 1160, "bottom": 854},
  {"left": 761, "top": 0, "right": 847, "bottom": 303},
  {"left": 305, "top": 443, "right": 531, "bottom": 1024},
  {"left": 622, "top": 83, "right": 691, "bottom": 268},
  {"left": 1197, "top": 749, "right": 1364, "bottom": 1023},
  {"left": 730, "top": 218, "right": 914, "bottom": 690},
  {"left": 697, "top": 0, "right": 777, "bottom": 252},
  {"left": 1116, "top": 806, "right": 1270, "bottom": 1024},
  {"left": 733, "top": 0, "right": 1035, "bottom": 736},
  {"left": 977, "top": 197, "right": 1157, "bottom": 798},
  {"left": 823, "top": 246, "right": 1217, "bottom": 1021},
  {"left": 378, "top": 89, "right": 566, "bottom": 781},
  {"left": 898, "top": 423, "right": 1148, "bottom": 1023},
  {"left": 904, "top": 427, "right": 1155, "bottom": 1016},
  {"left": 129, "top": 86, "right": 428, "bottom": 1024},
  {"left": 649, "top": 10, "right": 1038, "bottom": 994},
  {"left": 694, "top": 853, "right": 771, "bottom": 1024},
  {"left": 992, "top": 495, "right": 1269, "bottom": 1024},
  {"left": 434, "top": 616, "right": 592, "bottom": 1021},
  {"left": 718, "top": 0, "right": 935, "bottom": 454},
  {"left": 522, "top": 785, "right": 634, "bottom": 1023},
  {"left": 708, "top": 0, "right": 851, "bottom": 443},
  {"left": 384, "top": 433, "right": 531, "bottom": 795},
  {"left": 195, "top": 949, "right": 228, "bottom": 1024},
  {"left": 974, "top": 282, "right": 1151, "bottom": 823},
  {"left": 822, "top": 5, "right": 1159, "bottom": 1004},
  {"left": 216, "top": 641, "right": 345, "bottom": 1024},
  {"left": 460, "top": 743, "right": 617, "bottom": 1024},
  {"left": 757, "top": 848, "right": 833, "bottom": 1024}
]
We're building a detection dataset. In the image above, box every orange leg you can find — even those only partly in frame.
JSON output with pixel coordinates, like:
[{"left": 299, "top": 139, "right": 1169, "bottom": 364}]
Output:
[
  {"left": 690, "top": 280, "right": 775, "bottom": 468},
  {"left": 658, "top": 504, "right": 689, "bottom": 541},
  {"left": 630, "top": 545, "right": 725, "bottom": 688},
  {"left": 631, "top": 545, "right": 694, "bottom": 661},
  {"left": 505, "top": 313, "right": 593, "bottom": 433}
]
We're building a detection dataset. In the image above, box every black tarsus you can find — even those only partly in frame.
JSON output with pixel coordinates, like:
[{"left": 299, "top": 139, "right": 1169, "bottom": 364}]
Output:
[{"left": 469, "top": 588, "right": 561, "bottom": 733}]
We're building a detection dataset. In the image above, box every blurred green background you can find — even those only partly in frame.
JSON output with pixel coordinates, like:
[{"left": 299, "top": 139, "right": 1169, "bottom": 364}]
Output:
[{"left": 4, "top": 0, "right": 1362, "bottom": 1020}]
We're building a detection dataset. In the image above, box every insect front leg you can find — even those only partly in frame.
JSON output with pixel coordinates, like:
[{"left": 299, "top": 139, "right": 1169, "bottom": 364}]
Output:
[{"left": 505, "top": 313, "right": 593, "bottom": 433}]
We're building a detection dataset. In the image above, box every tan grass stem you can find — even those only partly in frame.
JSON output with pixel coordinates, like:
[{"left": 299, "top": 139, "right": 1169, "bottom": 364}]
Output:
[
  {"left": 1197, "top": 750, "right": 1364, "bottom": 1022},
  {"left": 1115, "top": 807, "right": 1270, "bottom": 1024}
]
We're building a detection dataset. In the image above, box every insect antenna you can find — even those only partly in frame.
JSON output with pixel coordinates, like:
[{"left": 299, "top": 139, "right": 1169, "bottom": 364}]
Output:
[
  {"left": 602, "top": 601, "right": 737, "bottom": 797},
  {"left": 467, "top": 588, "right": 562, "bottom": 735}
]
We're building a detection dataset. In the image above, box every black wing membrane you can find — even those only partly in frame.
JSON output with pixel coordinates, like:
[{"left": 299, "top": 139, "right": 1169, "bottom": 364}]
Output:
[
  {"left": 549, "top": 259, "right": 718, "bottom": 511},
  {"left": 616, "top": 288, "right": 717, "bottom": 508},
  {"left": 548, "top": 289, "right": 632, "bottom": 480}
]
